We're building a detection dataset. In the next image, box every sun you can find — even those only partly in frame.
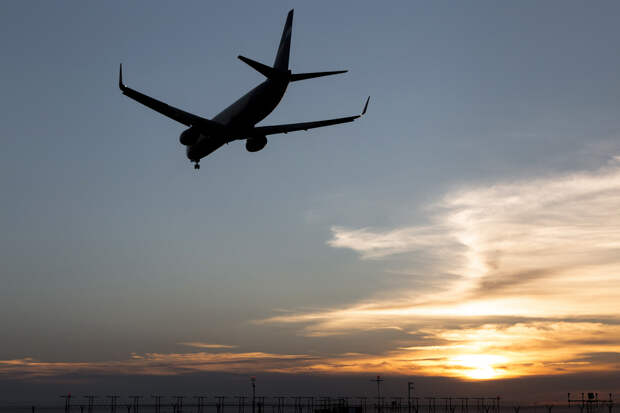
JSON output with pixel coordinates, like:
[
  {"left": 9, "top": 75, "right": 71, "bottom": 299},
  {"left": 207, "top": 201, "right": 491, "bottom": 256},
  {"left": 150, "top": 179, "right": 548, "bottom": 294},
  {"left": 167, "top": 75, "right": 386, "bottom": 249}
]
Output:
[{"left": 449, "top": 354, "right": 508, "bottom": 380}]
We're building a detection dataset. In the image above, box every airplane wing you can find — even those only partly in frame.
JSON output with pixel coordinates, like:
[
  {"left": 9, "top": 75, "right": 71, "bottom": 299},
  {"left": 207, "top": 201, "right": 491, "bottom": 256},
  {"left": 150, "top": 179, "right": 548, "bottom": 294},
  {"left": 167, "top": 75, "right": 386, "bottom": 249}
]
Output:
[
  {"left": 250, "top": 97, "right": 370, "bottom": 136},
  {"left": 118, "top": 64, "right": 226, "bottom": 133}
]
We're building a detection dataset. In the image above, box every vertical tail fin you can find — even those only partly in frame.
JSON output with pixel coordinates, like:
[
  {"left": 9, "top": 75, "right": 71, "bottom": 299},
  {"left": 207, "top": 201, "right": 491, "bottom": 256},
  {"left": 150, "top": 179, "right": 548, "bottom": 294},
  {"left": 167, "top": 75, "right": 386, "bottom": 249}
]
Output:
[{"left": 273, "top": 9, "right": 293, "bottom": 72}]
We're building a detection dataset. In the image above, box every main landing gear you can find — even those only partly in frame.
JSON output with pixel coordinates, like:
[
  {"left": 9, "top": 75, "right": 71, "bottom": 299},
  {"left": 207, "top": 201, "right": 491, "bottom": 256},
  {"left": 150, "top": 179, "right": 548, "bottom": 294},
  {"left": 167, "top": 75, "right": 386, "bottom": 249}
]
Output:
[{"left": 193, "top": 162, "right": 200, "bottom": 170}]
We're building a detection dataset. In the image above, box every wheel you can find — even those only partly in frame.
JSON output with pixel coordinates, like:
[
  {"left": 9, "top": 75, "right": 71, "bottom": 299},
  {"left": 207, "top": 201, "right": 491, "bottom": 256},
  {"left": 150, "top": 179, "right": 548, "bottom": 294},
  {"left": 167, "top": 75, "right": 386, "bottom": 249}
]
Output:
[{"left": 194, "top": 163, "right": 200, "bottom": 170}]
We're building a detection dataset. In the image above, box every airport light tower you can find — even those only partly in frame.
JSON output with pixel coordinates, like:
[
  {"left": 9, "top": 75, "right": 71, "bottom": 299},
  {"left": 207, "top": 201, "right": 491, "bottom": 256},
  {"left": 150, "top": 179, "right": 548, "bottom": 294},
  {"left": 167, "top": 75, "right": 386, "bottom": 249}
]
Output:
[
  {"left": 408, "top": 382, "right": 414, "bottom": 413},
  {"left": 371, "top": 376, "right": 384, "bottom": 413}
]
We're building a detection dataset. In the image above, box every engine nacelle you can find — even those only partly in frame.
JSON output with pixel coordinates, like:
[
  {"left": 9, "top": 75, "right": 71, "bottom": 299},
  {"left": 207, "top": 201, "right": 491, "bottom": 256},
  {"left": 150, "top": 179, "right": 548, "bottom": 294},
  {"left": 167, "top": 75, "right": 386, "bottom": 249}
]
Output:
[
  {"left": 179, "top": 128, "right": 200, "bottom": 146},
  {"left": 246, "top": 135, "right": 268, "bottom": 152}
]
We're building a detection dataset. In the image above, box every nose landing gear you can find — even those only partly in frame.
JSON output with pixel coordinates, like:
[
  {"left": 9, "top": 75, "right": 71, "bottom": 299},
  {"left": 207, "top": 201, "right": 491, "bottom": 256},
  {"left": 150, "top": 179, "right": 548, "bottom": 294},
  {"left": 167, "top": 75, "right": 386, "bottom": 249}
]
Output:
[{"left": 193, "top": 162, "right": 200, "bottom": 170}]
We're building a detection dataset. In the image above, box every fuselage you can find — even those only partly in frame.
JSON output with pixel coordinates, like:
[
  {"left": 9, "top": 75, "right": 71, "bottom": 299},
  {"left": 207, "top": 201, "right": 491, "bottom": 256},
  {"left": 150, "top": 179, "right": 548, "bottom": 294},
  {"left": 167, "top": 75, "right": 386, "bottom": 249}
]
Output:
[{"left": 186, "top": 76, "right": 289, "bottom": 161}]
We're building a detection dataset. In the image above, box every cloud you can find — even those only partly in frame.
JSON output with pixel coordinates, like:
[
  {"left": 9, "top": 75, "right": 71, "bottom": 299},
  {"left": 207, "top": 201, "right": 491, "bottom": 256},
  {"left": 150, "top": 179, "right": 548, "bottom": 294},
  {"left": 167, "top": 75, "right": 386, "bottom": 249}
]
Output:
[
  {"left": 0, "top": 352, "right": 317, "bottom": 380},
  {"left": 3, "top": 322, "right": 620, "bottom": 381},
  {"left": 178, "top": 342, "right": 238, "bottom": 349},
  {"left": 325, "top": 156, "right": 620, "bottom": 314},
  {"left": 264, "top": 156, "right": 620, "bottom": 378},
  {"left": 6, "top": 158, "right": 620, "bottom": 383},
  {"left": 328, "top": 225, "right": 454, "bottom": 260}
]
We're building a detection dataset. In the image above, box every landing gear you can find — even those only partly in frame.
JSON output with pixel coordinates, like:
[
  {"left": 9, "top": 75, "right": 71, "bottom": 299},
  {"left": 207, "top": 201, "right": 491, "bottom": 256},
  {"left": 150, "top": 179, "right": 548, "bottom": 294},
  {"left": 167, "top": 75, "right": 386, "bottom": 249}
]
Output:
[{"left": 194, "top": 162, "right": 200, "bottom": 170}]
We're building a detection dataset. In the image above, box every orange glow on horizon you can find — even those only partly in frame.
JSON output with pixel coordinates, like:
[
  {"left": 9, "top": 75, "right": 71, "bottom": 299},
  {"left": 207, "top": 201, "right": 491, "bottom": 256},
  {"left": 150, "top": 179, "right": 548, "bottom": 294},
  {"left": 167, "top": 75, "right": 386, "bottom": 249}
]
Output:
[
  {"left": 2, "top": 321, "right": 620, "bottom": 381},
  {"left": 4, "top": 159, "right": 620, "bottom": 382}
]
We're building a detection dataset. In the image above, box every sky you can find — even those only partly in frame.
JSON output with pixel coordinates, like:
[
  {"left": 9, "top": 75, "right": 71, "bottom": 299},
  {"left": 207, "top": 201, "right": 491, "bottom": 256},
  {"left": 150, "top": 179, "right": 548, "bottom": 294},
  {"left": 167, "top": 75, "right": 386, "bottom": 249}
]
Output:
[{"left": 1, "top": 0, "right": 620, "bottom": 403}]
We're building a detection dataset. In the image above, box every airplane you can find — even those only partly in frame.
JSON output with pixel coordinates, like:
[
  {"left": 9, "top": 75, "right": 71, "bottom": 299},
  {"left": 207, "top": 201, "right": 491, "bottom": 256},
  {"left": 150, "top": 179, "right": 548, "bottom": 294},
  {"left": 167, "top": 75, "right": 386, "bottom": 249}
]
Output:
[{"left": 119, "top": 9, "right": 369, "bottom": 170}]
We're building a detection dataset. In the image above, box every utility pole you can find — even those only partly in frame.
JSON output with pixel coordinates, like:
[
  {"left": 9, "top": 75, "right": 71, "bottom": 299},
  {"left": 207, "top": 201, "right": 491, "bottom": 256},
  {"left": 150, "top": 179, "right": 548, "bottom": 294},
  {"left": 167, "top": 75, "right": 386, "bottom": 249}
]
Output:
[
  {"left": 107, "top": 395, "right": 119, "bottom": 413},
  {"left": 393, "top": 397, "right": 403, "bottom": 413},
  {"left": 60, "top": 394, "right": 72, "bottom": 413},
  {"left": 307, "top": 397, "right": 315, "bottom": 413},
  {"left": 276, "top": 397, "right": 285, "bottom": 413},
  {"left": 195, "top": 396, "right": 208, "bottom": 413},
  {"left": 358, "top": 397, "right": 368, "bottom": 413},
  {"left": 151, "top": 395, "right": 162, "bottom": 413},
  {"left": 217, "top": 396, "right": 227, "bottom": 413},
  {"left": 83, "top": 395, "right": 97, "bottom": 413},
  {"left": 174, "top": 396, "right": 184, "bottom": 413},
  {"left": 257, "top": 397, "right": 265, "bottom": 413},
  {"left": 425, "top": 397, "right": 436, "bottom": 413},
  {"left": 568, "top": 392, "right": 613, "bottom": 413},
  {"left": 251, "top": 377, "right": 256, "bottom": 413},
  {"left": 236, "top": 396, "right": 246, "bottom": 413},
  {"left": 455, "top": 398, "right": 468, "bottom": 413},
  {"left": 129, "top": 396, "right": 143, "bottom": 413},
  {"left": 293, "top": 396, "right": 302, "bottom": 413}
]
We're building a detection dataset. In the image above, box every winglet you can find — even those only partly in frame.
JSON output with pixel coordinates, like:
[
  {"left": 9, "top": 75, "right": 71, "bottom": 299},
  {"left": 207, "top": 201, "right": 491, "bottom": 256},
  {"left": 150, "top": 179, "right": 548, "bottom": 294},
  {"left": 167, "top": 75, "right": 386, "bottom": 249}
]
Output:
[
  {"left": 119, "top": 63, "right": 125, "bottom": 91},
  {"left": 362, "top": 96, "right": 370, "bottom": 115}
]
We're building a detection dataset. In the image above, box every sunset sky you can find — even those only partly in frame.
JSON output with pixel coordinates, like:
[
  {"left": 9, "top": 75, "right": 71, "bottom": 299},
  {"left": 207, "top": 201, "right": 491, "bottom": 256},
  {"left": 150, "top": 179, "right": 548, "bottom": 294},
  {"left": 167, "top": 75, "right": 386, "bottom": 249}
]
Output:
[{"left": 1, "top": 0, "right": 620, "bottom": 402}]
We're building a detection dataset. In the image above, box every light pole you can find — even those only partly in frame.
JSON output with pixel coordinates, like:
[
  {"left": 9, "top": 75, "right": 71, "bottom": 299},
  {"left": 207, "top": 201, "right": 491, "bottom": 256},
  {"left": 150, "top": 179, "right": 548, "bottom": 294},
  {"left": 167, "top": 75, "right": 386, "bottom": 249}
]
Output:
[
  {"left": 408, "top": 382, "right": 414, "bottom": 413},
  {"left": 371, "top": 376, "right": 384, "bottom": 413}
]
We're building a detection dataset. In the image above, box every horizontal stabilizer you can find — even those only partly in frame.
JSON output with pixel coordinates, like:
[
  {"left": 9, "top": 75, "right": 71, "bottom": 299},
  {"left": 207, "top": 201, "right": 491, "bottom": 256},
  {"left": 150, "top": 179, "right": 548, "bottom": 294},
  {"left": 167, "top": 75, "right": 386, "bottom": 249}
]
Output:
[
  {"left": 238, "top": 55, "right": 280, "bottom": 79},
  {"left": 290, "top": 70, "right": 347, "bottom": 81}
]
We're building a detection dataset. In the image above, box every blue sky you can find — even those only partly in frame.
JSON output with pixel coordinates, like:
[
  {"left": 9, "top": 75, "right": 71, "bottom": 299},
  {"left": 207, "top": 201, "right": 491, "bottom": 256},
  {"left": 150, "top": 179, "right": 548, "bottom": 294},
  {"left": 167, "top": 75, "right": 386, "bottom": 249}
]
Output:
[{"left": 2, "top": 1, "right": 620, "bottom": 399}]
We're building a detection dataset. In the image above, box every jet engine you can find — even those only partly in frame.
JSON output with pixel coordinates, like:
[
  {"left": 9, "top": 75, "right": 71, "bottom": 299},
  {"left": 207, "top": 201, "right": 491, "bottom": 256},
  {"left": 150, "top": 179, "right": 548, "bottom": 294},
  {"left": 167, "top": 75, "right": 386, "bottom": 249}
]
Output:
[
  {"left": 179, "top": 128, "right": 200, "bottom": 146},
  {"left": 245, "top": 135, "right": 268, "bottom": 152}
]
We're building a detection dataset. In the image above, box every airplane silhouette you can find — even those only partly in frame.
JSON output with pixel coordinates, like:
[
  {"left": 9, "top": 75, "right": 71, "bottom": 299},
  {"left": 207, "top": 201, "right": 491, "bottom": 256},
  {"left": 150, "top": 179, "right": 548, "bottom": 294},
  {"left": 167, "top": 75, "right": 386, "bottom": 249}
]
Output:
[{"left": 119, "top": 9, "right": 369, "bottom": 170}]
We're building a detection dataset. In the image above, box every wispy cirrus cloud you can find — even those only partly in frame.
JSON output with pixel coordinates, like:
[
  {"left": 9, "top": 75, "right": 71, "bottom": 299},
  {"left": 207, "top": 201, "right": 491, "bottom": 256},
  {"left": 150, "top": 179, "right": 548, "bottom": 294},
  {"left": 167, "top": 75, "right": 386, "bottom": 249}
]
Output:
[
  {"left": 326, "top": 155, "right": 620, "bottom": 316},
  {"left": 264, "top": 156, "right": 620, "bottom": 379},
  {"left": 328, "top": 225, "right": 453, "bottom": 260},
  {"left": 6, "top": 158, "right": 620, "bottom": 382}
]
